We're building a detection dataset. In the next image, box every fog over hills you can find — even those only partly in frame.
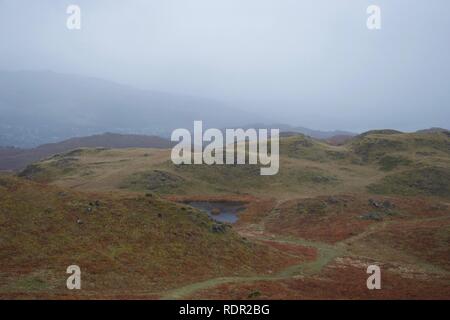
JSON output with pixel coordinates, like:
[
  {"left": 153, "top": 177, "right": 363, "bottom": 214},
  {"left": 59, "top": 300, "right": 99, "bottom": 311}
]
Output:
[
  {"left": 1, "top": 70, "right": 448, "bottom": 152},
  {"left": 0, "top": 70, "right": 261, "bottom": 147},
  {"left": 240, "top": 123, "right": 356, "bottom": 139},
  {"left": 0, "top": 70, "right": 361, "bottom": 149}
]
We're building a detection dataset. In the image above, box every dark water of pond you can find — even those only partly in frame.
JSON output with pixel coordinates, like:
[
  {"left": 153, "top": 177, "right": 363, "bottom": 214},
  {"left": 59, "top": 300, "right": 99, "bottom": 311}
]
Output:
[{"left": 186, "top": 201, "right": 246, "bottom": 224}]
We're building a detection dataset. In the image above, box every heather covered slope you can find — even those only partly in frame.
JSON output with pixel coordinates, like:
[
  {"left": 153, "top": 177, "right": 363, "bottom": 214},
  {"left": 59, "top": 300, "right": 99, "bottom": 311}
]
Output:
[
  {"left": 0, "top": 175, "right": 294, "bottom": 298},
  {"left": 191, "top": 193, "right": 450, "bottom": 300}
]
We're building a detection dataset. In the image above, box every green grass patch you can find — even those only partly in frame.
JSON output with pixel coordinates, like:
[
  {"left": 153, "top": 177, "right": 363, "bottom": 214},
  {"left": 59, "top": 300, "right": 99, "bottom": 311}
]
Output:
[
  {"left": 368, "top": 166, "right": 450, "bottom": 198},
  {"left": 378, "top": 155, "right": 413, "bottom": 171}
]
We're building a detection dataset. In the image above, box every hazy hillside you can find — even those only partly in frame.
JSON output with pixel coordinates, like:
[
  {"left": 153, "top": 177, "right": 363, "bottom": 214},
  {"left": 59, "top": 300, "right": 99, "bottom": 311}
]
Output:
[
  {"left": 241, "top": 123, "right": 356, "bottom": 140},
  {"left": 0, "top": 70, "right": 257, "bottom": 147}
]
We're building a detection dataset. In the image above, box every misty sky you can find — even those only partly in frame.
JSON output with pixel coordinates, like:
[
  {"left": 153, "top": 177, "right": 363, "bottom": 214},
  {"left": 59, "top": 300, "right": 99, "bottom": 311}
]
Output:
[{"left": 1, "top": 0, "right": 449, "bottom": 132}]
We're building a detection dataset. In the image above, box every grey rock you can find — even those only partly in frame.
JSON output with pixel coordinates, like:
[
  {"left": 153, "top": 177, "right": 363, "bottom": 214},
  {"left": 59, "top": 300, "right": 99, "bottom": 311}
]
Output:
[
  {"left": 212, "top": 223, "right": 227, "bottom": 233},
  {"left": 360, "top": 212, "right": 383, "bottom": 221},
  {"left": 369, "top": 199, "right": 383, "bottom": 208}
]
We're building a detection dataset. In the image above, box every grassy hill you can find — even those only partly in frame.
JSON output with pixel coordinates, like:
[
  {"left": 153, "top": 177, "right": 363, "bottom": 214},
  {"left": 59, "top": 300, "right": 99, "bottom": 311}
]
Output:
[
  {"left": 17, "top": 131, "right": 450, "bottom": 199},
  {"left": 0, "top": 133, "right": 173, "bottom": 171},
  {"left": 350, "top": 131, "right": 450, "bottom": 164}
]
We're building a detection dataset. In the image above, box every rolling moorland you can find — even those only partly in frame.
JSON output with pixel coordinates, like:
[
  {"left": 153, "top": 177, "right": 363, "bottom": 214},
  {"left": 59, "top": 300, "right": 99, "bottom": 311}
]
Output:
[{"left": 1, "top": 129, "right": 449, "bottom": 299}]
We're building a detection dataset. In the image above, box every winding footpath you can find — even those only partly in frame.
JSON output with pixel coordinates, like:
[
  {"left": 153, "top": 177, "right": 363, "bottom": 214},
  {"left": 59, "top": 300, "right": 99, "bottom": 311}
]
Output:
[{"left": 161, "top": 203, "right": 450, "bottom": 299}]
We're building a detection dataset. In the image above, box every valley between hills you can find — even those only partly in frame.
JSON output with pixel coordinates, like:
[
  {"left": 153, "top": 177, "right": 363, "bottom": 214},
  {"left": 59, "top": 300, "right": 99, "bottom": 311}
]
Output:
[{"left": 1, "top": 130, "right": 449, "bottom": 299}]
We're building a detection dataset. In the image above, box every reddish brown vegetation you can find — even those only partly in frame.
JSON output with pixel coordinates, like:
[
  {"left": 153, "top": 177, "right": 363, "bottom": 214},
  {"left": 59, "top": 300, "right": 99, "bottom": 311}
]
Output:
[
  {"left": 188, "top": 257, "right": 450, "bottom": 300},
  {"left": 264, "top": 194, "right": 450, "bottom": 243}
]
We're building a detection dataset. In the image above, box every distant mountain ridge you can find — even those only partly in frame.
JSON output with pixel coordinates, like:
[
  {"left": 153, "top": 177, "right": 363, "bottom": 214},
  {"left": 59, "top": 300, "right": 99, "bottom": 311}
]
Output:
[
  {"left": 0, "top": 70, "right": 257, "bottom": 147},
  {"left": 0, "top": 133, "right": 172, "bottom": 171},
  {"left": 415, "top": 127, "right": 449, "bottom": 134},
  {"left": 240, "top": 123, "right": 357, "bottom": 139}
]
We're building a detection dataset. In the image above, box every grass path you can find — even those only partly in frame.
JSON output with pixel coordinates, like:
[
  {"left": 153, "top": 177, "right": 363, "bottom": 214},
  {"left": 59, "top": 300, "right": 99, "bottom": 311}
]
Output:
[
  {"left": 161, "top": 235, "right": 343, "bottom": 299},
  {"left": 161, "top": 209, "right": 450, "bottom": 299},
  {"left": 161, "top": 200, "right": 361, "bottom": 300}
]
